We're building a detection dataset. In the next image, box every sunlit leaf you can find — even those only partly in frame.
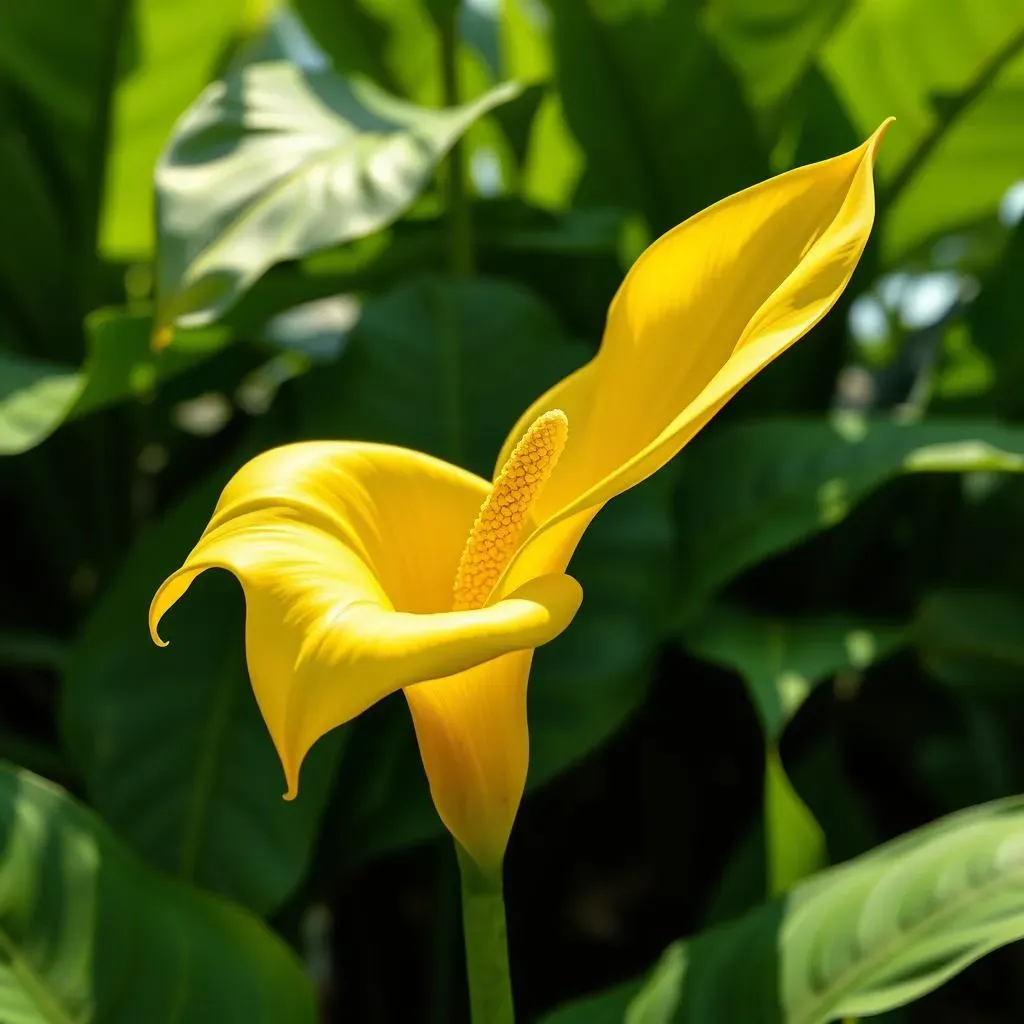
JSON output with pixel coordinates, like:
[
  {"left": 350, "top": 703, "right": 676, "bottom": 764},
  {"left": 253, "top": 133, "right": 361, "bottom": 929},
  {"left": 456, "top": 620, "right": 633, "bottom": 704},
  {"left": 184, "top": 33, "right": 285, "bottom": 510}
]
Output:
[
  {"left": 821, "top": 0, "right": 1024, "bottom": 259},
  {"left": 0, "top": 764, "right": 316, "bottom": 1023},
  {"left": 0, "top": 311, "right": 228, "bottom": 455},
  {"left": 155, "top": 58, "right": 518, "bottom": 329},
  {"left": 101, "top": 0, "right": 254, "bottom": 258}
]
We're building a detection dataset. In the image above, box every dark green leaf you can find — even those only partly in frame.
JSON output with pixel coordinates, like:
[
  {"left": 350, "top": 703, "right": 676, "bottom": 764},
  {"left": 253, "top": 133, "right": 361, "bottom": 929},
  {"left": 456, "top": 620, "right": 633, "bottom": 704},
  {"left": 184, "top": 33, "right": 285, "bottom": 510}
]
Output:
[
  {"left": 683, "top": 604, "right": 901, "bottom": 894},
  {"left": 914, "top": 589, "right": 1024, "bottom": 692},
  {"left": 675, "top": 417, "right": 1024, "bottom": 616},
  {"left": 62, "top": 460, "right": 341, "bottom": 916},
  {"left": 547, "top": 0, "right": 768, "bottom": 234},
  {"left": 0, "top": 764, "right": 316, "bottom": 1023},
  {"left": 296, "top": 275, "right": 588, "bottom": 474},
  {"left": 683, "top": 603, "right": 904, "bottom": 739}
]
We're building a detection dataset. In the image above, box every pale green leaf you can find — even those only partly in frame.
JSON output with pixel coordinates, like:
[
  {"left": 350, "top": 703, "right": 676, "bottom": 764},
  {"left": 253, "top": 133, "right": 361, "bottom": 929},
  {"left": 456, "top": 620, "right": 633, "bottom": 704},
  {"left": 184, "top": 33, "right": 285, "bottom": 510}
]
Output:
[
  {"left": 0, "top": 311, "right": 228, "bottom": 456},
  {"left": 552, "top": 797, "right": 1024, "bottom": 1022},
  {"left": 0, "top": 351, "right": 82, "bottom": 456},
  {"left": 155, "top": 58, "right": 518, "bottom": 328}
]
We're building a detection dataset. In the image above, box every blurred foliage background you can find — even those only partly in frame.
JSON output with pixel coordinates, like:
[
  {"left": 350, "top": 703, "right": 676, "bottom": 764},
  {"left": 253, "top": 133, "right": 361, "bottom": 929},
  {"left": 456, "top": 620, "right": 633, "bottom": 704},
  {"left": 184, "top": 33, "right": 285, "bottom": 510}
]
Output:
[{"left": 2, "top": 0, "right": 1024, "bottom": 1021}]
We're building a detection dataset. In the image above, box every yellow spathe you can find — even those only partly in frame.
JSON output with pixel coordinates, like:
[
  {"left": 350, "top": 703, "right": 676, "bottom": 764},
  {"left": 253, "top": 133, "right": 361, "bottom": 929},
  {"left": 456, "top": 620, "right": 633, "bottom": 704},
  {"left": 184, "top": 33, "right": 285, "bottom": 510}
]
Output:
[{"left": 151, "top": 122, "right": 890, "bottom": 871}]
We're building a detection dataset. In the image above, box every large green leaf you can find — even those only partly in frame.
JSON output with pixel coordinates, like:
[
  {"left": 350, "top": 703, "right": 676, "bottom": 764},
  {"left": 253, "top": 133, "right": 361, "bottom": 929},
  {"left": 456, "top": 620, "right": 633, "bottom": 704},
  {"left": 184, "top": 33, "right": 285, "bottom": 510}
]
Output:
[
  {"left": 0, "top": 311, "right": 228, "bottom": 455},
  {"left": 674, "top": 417, "right": 1024, "bottom": 616},
  {"left": 546, "top": 0, "right": 768, "bottom": 235},
  {"left": 820, "top": 0, "right": 1024, "bottom": 260},
  {"left": 294, "top": 276, "right": 674, "bottom": 861},
  {"left": 0, "top": 764, "right": 316, "bottom": 1023},
  {"left": 296, "top": 274, "right": 587, "bottom": 472},
  {"left": 62, "top": 452, "right": 341, "bottom": 916},
  {"left": 546, "top": 797, "right": 1024, "bottom": 1022},
  {"left": 155, "top": 55, "right": 517, "bottom": 329}
]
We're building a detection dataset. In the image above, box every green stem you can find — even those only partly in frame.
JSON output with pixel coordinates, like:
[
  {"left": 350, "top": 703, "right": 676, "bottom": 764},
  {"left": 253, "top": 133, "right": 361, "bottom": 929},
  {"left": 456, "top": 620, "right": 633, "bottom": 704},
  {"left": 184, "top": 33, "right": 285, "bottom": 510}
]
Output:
[
  {"left": 883, "top": 26, "right": 1024, "bottom": 212},
  {"left": 438, "top": 6, "right": 474, "bottom": 276},
  {"left": 457, "top": 846, "right": 515, "bottom": 1024}
]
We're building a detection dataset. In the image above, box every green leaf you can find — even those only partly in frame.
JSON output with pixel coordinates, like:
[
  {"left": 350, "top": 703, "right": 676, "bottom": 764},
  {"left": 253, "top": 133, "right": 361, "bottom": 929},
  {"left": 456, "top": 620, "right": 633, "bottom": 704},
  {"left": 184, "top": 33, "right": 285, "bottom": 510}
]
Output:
[
  {"left": 674, "top": 417, "right": 1024, "bottom": 615},
  {"left": 155, "top": 56, "right": 518, "bottom": 328},
  {"left": 540, "top": 980, "right": 644, "bottom": 1024},
  {"left": 627, "top": 943, "right": 689, "bottom": 1024},
  {"left": 683, "top": 605, "right": 901, "bottom": 894},
  {"left": 0, "top": 350, "right": 82, "bottom": 456},
  {"left": 682, "top": 603, "right": 904, "bottom": 739},
  {"left": 0, "top": 764, "right": 316, "bottom": 1023},
  {"left": 546, "top": 0, "right": 768, "bottom": 234},
  {"left": 62, "top": 457, "right": 342, "bottom": 916},
  {"left": 100, "top": 0, "right": 254, "bottom": 258},
  {"left": 820, "top": 0, "right": 1024, "bottom": 259},
  {"left": 579, "top": 796, "right": 1024, "bottom": 1022},
  {"left": 969, "top": 221, "right": 1024, "bottom": 419},
  {"left": 540, "top": 942, "right": 686, "bottom": 1024},
  {"left": 914, "top": 589, "right": 1024, "bottom": 692},
  {"left": 296, "top": 275, "right": 587, "bottom": 473},
  {"left": 0, "top": 311, "right": 228, "bottom": 455},
  {"left": 295, "top": 276, "right": 673, "bottom": 861},
  {"left": 703, "top": 0, "right": 851, "bottom": 118},
  {"left": 764, "top": 748, "right": 825, "bottom": 896}
]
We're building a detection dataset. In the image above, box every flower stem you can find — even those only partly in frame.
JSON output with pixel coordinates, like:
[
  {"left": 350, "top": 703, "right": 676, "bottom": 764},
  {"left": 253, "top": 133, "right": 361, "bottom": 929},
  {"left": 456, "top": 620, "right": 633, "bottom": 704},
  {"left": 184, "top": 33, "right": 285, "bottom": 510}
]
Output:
[
  {"left": 438, "top": 4, "right": 474, "bottom": 276},
  {"left": 457, "top": 846, "right": 515, "bottom": 1024}
]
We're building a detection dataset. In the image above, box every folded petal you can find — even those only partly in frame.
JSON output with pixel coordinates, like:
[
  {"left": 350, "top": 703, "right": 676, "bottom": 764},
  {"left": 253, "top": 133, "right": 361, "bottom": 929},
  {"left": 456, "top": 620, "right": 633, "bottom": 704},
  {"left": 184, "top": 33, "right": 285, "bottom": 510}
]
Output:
[
  {"left": 405, "top": 649, "right": 534, "bottom": 871},
  {"left": 499, "top": 122, "right": 890, "bottom": 589},
  {"left": 150, "top": 442, "right": 582, "bottom": 796}
]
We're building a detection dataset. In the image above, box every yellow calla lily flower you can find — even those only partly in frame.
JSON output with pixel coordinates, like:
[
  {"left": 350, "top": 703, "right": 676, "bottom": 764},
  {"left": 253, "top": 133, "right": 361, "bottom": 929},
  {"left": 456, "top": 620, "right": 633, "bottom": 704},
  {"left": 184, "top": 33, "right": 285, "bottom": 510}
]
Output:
[{"left": 151, "top": 122, "right": 890, "bottom": 872}]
